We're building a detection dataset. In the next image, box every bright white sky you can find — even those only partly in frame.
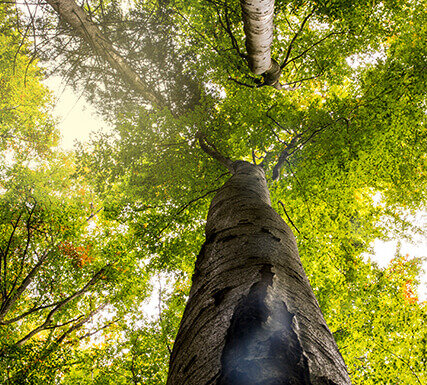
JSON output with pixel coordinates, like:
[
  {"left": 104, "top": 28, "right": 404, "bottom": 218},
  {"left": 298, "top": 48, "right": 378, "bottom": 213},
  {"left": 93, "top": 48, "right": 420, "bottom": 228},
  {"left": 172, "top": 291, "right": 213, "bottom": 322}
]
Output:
[
  {"left": 45, "top": 78, "right": 427, "bottom": 301},
  {"left": 46, "top": 76, "right": 112, "bottom": 149}
]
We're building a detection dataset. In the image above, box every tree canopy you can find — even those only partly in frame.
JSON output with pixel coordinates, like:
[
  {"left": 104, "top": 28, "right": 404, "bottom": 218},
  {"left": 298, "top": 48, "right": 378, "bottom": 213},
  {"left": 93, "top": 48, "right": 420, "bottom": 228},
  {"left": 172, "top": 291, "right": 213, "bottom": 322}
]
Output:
[{"left": 0, "top": 0, "right": 426, "bottom": 384}]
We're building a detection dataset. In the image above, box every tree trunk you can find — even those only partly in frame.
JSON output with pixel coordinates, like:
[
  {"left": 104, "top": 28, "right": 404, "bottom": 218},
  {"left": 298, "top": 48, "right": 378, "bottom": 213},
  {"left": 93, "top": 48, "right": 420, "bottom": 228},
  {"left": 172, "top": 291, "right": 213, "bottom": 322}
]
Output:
[
  {"left": 240, "top": 0, "right": 275, "bottom": 74},
  {"left": 240, "top": 0, "right": 282, "bottom": 88},
  {"left": 167, "top": 161, "right": 351, "bottom": 385}
]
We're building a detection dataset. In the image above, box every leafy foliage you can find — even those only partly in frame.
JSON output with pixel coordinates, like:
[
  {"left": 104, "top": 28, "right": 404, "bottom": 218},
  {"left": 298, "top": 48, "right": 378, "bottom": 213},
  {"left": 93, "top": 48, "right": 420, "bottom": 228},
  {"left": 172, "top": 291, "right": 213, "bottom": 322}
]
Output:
[
  {"left": 332, "top": 254, "right": 426, "bottom": 384},
  {"left": 0, "top": 3, "right": 57, "bottom": 159},
  {"left": 0, "top": 5, "right": 151, "bottom": 383}
]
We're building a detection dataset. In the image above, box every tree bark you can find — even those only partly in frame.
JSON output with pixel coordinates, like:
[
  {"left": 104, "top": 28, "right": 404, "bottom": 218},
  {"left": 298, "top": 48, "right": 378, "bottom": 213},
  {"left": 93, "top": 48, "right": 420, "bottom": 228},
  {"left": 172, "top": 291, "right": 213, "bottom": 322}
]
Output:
[
  {"left": 240, "top": 0, "right": 282, "bottom": 88},
  {"left": 167, "top": 161, "right": 351, "bottom": 385},
  {"left": 240, "top": 0, "right": 274, "bottom": 74}
]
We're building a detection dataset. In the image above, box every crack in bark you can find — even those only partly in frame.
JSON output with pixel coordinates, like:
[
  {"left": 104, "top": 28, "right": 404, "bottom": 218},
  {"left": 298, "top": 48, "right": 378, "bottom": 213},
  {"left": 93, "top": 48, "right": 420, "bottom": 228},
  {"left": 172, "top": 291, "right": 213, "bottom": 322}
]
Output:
[
  {"left": 213, "top": 287, "right": 233, "bottom": 306},
  {"left": 217, "top": 265, "right": 312, "bottom": 385}
]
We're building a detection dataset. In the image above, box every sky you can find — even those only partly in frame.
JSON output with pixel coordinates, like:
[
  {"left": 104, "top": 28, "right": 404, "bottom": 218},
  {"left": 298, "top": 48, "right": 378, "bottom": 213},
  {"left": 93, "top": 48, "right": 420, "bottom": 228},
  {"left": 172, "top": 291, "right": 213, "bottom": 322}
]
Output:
[
  {"left": 46, "top": 76, "right": 112, "bottom": 150},
  {"left": 46, "top": 78, "right": 427, "bottom": 302}
]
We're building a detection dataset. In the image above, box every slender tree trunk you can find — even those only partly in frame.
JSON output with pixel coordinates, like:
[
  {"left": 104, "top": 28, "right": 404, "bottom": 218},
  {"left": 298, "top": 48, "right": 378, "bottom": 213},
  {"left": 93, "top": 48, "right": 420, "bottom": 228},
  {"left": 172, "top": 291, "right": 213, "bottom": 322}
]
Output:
[
  {"left": 240, "top": 0, "right": 275, "bottom": 74},
  {"left": 240, "top": 0, "right": 282, "bottom": 88},
  {"left": 45, "top": 0, "right": 164, "bottom": 107},
  {"left": 167, "top": 161, "right": 351, "bottom": 385}
]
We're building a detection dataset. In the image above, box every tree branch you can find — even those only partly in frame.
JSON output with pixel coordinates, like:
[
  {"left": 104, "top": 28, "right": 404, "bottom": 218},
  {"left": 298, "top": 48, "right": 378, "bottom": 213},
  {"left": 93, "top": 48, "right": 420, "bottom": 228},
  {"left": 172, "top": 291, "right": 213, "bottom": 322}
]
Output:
[
  {"left": 269, "top": 111, "right": 351, "bottom": 180},
  {"left": 13, "top": 267, "right": 107, "bottom": 346},
  {"left": 373, "top": 340, "right": 422, "bottom": 385},
  {"left": 78, "top": 318, "right": 117, "bottom": 340},
  {"left": 285, "top": 31, "right": 342, "bottom": 68},
  {"left": 8, "top": 199, "right": 37, "bottom": 298},
  {"left": 280, "top": 68, "right": 326, "bottom": 90},
  {"left": 54, "top": 302, "right": 108, "bottom": 346},
  {"left": 0, "top": 301, "right": 57, "bottom": 325},
  {"left": 223, "top": 0, "right": 246, "bottom": 60},
  {"left": 280, "top": 11, "right": 314, "bottom": 69},
  {"left": 0, "top": 246, "right": 51, "bottom": 322},
  {"left": 278, "top": 200, "right": 301, "bottom": 236},
  {"left": 196, "top": 132, "right": 234, "bottom": 173},
  {"left": 153, "top": 187, "right": 221, "bottom": 241},
  {"left": 228, "top": 76, "right": 258, "bottom": 88},
  {"left": 158, "top": 277, "right": 172, "bottom": 355},
  {"left": 1, "top": 212, "right": 23, "bottom": 298},
  {"left": 272, "top": 134, "right": 302, "bottom": 180},
  {"left": 266, "top": 106, "right": 293, "bottom": 135}
]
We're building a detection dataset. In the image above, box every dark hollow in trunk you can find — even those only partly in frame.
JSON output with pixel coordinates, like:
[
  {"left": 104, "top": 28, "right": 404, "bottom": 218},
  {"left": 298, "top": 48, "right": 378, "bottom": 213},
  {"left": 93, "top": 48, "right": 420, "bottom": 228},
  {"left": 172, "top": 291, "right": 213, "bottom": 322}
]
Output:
[{"left": 167, "top": 161, "right": 351, "bottom": 385}]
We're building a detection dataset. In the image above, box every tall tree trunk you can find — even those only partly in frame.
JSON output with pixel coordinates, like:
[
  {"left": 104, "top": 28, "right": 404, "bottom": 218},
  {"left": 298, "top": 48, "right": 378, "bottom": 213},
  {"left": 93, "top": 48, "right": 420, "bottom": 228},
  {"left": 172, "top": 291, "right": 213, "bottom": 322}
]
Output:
[
  {"left": 240, "top": 0, "right": 275, "bottom": 74},
  {"left": 167, "top": 161, "right": 351, "bottom": 385},
  {"left": 240, "top": 0, "right": 282, "bottom": 88}
]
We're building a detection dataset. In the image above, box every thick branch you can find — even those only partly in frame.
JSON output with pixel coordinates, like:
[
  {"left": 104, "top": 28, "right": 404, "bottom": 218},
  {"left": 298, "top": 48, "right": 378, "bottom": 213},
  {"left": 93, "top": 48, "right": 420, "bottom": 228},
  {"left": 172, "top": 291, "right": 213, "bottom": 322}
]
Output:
[
  {"left": 45, "top": 0, "right": 164, "bottom": 107},
  {"left": 196, "top": 132, "right": 234, "bottom": 173},
  {"left": 272, "top": 134, "right": 301, "bottom": 180}
]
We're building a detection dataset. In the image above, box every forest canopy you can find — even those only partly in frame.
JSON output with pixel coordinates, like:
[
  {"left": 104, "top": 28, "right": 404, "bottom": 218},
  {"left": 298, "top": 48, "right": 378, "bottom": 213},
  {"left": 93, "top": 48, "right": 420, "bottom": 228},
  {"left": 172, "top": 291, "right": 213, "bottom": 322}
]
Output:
[{"left": 0, "top": 0, "right": 426, "bottom": 384}]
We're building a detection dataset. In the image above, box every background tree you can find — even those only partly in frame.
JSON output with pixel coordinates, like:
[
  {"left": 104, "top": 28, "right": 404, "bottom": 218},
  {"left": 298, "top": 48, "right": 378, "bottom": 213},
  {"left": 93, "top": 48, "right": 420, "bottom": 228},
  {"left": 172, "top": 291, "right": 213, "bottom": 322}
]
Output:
[{"left": 0, "top": 4, "right": 153, "bottom": 383}]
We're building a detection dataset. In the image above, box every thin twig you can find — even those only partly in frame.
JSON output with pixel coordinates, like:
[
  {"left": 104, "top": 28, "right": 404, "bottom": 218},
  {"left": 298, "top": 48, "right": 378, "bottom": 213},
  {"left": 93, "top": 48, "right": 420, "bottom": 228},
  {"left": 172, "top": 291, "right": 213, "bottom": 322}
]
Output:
[
  {"left": 278, "top": 200, "right": 303, "bottom": 236},
  {"left": 373, "top": 340, "right": 422, "bottom": 385},
  {"left": 281, "top": 11, "right": 314, "bottom": 69}
]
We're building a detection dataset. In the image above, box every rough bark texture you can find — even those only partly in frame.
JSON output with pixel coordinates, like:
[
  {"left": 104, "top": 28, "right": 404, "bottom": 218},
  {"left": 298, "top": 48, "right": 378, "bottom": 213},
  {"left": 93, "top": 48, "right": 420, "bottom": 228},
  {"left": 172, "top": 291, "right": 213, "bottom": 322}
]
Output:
[
  {"left": 46, "top": 0, "right": 163, "bottom": 107},
  {"left": 167, "top": 161, "right": 351, "bottom": 385}
]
